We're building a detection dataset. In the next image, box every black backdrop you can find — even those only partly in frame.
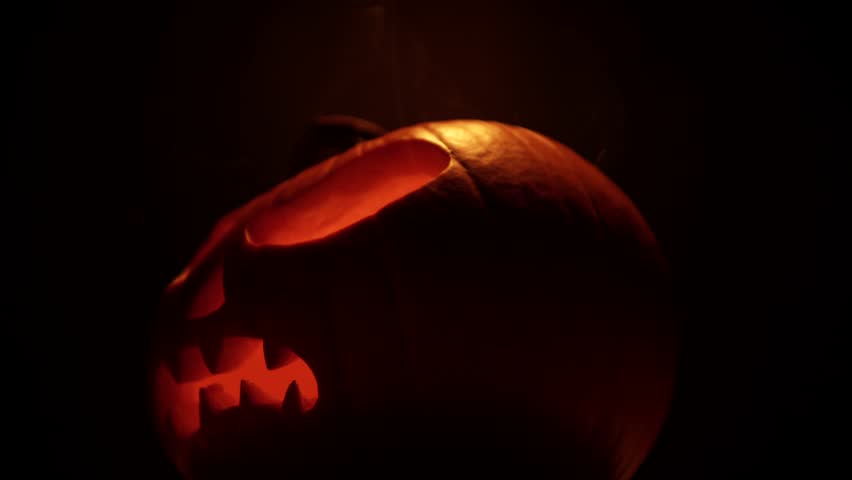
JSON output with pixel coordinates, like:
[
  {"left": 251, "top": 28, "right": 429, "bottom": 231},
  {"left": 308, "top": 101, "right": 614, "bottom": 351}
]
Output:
[{"left": 17, "top": 0, "right": 839, "bottom": 478}]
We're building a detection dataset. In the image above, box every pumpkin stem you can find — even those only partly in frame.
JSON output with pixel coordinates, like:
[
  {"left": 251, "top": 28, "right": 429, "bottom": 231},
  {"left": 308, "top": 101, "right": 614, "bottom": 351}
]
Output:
[{"left": 287, "top": 114, "right": 387, "bottom": 176}]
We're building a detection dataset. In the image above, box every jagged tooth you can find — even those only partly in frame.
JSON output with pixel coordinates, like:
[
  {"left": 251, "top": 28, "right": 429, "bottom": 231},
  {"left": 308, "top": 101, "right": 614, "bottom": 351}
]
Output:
[
  {"left": 155, "top": 316, "right": 195, "bottom": 380},
  {"left": 263, "top": 339, "right": 298, "bottom": 370},
  {"left": 199, "top": 384, "right": 232, "bottom": 425},
  {"left": 160, "top": 345, "right": 182, "bottom": 382},
  {"left": 281, "top": 381, "right": 304, "bottom": 416},
  {"left": 240, "top": 380, "right": 276, "bottom": 406},
  {"left": 153, "top": 362, "right": 178, "bottom": 401},
  {"left": 173, "top": 346, "right": 211, "bottom": 382},
  {"left": 198, "top": 333, "right": 225, "bottom": 374}
]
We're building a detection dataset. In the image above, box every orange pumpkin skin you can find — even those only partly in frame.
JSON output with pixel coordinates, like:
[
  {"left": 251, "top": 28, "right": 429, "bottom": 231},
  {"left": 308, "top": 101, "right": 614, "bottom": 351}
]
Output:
[{"left": 151, "top": 120, "right": 677, "bottom": 479}]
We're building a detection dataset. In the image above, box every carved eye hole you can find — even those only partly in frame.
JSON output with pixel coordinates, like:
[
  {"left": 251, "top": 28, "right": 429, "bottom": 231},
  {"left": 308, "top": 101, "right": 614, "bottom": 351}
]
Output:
[{"left": 246, "top": 139, "right": 450, "bottom": 247}]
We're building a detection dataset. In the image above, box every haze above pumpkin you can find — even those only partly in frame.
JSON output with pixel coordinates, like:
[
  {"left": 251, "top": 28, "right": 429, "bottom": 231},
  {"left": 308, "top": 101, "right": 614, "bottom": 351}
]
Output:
[{"left": 152, "top": 120, "right": 676, "bottom": 480}]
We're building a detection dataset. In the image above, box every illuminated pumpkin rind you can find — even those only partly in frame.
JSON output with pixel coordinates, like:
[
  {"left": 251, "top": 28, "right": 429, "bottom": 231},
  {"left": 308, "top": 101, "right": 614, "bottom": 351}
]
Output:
[{"left": 152, "top": 120, "right": 677, "bottom": 480}]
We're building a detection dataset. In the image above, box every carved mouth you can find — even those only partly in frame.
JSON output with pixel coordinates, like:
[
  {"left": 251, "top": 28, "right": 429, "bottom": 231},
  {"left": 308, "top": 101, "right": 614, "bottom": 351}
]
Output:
[
  {"left": 152, "top": 139, "right": 454, "bottom": 476},
  {"left": 153, "top": 337, "right": 320, "bottom": 473}
]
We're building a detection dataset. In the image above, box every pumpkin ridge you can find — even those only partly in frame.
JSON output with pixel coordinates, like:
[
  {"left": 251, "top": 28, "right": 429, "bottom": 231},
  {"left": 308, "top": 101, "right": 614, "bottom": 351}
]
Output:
[
  {"left": 540, "top": 133, "right": 605, "bottom": 235},
  {"left": 421, "top": 123, "right": 494, "bottom": 216},
  {"left": 501, "top": 122, "right": 604, "bottom": 237}
]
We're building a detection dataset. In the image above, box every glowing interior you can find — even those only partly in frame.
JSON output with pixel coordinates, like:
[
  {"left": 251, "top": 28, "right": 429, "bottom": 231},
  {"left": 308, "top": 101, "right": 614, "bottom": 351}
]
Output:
[
  {"left": 187, "top": 261, "right": 225, "bottom": 319},
  {"left": 154, "top": 337, "right": 319, "bottom": 439},
  {"left": 247, "top": 140, "right": 450, "bottom": 246}
]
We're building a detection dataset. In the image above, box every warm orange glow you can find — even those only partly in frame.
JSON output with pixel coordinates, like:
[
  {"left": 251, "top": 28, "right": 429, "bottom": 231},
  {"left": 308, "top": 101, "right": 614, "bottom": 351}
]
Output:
[
  {"left": 153, "top": 337, "right": 319, "bottom": 440},
  {"left": 152, "top": 120, "right": 676, "bottom": 479},
  {"left": 246, "top": 140, "right": 449, "bottom": 246},
  {"left": 187, "top": 262, "right": 225, "bottom": 319}
]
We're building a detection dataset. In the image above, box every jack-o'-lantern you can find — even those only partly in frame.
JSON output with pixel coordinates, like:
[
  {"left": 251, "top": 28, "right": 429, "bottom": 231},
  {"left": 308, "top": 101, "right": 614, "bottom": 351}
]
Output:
[{"left": 150, "top": 119, "right": 677, "bottom": 479}]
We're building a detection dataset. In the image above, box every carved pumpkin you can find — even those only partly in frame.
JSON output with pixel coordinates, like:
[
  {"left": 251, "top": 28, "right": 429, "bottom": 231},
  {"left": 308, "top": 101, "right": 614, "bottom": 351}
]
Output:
[{"left": 151, "top": 120, "right": 677, "bottom": 479}]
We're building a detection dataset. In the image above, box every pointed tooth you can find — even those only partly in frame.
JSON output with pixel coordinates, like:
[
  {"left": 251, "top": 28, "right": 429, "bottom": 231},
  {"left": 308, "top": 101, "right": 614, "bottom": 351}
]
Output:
[
  {"left": 162, "top": 345, "right": 212, "bottom": 383},
  {"left": 281, "top": 381, "right": 304, "bottom": 416},
  {"left": 153, "top": 362, "right": 178, "bottom": 401},
  {"left": 199, "top": 384, "right": 232, "bottom": 425},
  {"left": 263, "top": 339, "right": 298, "bottom": 370},
  {"left": 199, "top": 334, "right": 225, "bottom": 374},
  {"left": 240, "top": 380, "right": 276, "bottom": 406},
  {"left": 163, "top": 351, "right": 184, "bottom": 382},
  {"left": 174, "top": 346, "right": 212, "bottom": 382}
]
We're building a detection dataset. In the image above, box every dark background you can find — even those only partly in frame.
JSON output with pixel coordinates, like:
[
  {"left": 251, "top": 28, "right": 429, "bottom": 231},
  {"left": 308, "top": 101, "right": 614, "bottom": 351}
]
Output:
[{"left": 17, "top": 0, "right": 839, "bottom": 478}]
